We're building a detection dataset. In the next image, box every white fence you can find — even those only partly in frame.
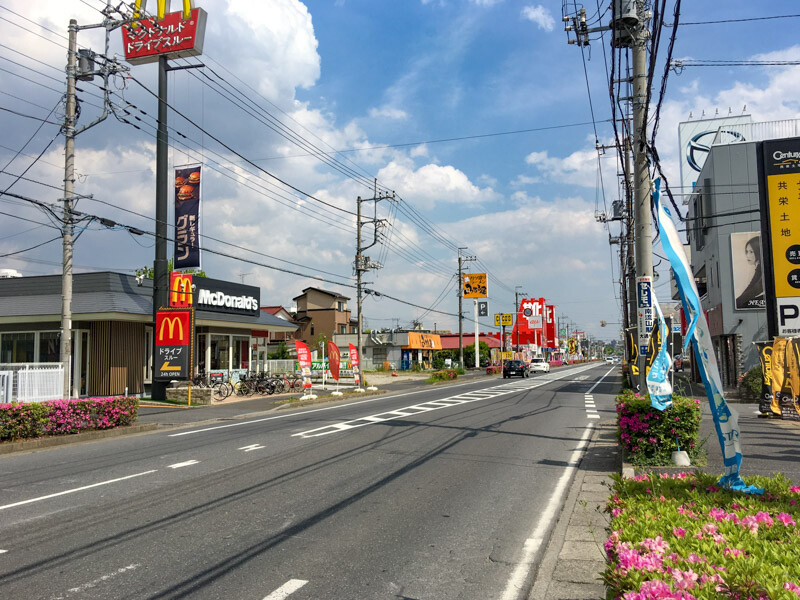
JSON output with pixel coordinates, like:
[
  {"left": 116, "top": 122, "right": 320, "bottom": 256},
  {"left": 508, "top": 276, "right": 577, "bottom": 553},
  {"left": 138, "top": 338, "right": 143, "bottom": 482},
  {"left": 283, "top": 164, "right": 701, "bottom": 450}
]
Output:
[{"left": 0, "top": 363, "right": 64, "bottom": 403}]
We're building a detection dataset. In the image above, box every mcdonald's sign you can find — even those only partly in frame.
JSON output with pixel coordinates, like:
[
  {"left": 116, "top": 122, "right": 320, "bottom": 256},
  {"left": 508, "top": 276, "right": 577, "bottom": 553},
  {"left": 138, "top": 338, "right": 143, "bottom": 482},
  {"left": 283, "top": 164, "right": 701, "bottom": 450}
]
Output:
[
  {"left": 156, "top": 310, "right": 191, "bottom": 345},
  {"left": 155, "top": 308, "right": 193, "bottom": 379},
  {"left": 170, "top": 271, "right": 193, "bottom": 307},
  {"left": 122, "top": 1, "right": 207, "bottom": 66}
]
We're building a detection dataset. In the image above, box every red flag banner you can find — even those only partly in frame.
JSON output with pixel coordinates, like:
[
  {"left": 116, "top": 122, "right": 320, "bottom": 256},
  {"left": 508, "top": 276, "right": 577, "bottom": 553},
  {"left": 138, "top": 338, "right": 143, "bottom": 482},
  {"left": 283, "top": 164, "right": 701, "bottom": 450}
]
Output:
[
  {"left": 328, "top": 341, "right": 341, "bottom": 381},
  {"left": 295, "top": 340, "right": 313, "bottom": 389},
  {"left": 349, "top": 343, "right": 361, "bottom": 387}
]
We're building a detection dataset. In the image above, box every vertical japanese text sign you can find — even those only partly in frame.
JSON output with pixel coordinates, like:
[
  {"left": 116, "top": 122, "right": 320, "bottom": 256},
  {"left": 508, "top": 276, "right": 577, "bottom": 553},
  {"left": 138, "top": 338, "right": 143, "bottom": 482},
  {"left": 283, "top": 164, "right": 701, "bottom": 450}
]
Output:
[{"left": 174, "top": 166, "right": 201, "bottom": 270}]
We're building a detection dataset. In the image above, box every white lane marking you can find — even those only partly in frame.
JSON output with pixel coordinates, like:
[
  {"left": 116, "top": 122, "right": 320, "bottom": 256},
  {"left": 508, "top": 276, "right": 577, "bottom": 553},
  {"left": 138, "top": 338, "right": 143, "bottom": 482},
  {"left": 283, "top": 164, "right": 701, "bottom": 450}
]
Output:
[
  {"left": 168, "top": 460, "right": 199, "bottom": 469},
  {"left": 64, "top": 564, "right": 140, "bottom": 596},
  {"left": 585, "top": 366, "right": 615, "bottom": 395},
  {"left": 239, "top": 444, "right": 265, "bottom": 452},
  {"left": 0, "top": 471, "right": 157, "bottom": 512},
  {"left": 500, "top": 424, "right": 595, "bottom": 600},
  {"left": 292, "top": 365, "right": 599, "bottom": 439},
  {"left": 262, "top": 579, "right": 308, "bottom": 600},
  {"left": 0, "top": 549, "right": 7, "bottom": 554},
  {"left": 587, "top": 414, "right": 601, "bottom": 419}
]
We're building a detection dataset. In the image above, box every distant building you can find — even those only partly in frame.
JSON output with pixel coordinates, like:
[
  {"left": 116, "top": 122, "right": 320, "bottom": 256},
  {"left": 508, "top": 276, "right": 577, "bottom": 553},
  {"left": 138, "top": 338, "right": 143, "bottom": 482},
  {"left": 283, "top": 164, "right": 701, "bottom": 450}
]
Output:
[{"left": 292, "top": 287, "right": 357, "bottom": 347}]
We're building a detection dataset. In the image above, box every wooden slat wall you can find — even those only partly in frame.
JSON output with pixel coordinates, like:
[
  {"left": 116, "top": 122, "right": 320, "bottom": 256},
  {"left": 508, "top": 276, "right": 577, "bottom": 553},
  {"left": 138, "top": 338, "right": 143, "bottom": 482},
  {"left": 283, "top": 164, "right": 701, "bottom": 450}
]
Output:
[{"left": 89, "top": 321, "right": 145, "bottom": 396}]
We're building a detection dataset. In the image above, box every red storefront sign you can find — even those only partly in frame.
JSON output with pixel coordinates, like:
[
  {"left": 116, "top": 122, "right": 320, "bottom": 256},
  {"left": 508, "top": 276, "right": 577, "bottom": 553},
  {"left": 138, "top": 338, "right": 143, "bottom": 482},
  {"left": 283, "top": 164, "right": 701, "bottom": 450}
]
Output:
[{"left": 122, "top": 8, "right": 208, "bottom": 66}]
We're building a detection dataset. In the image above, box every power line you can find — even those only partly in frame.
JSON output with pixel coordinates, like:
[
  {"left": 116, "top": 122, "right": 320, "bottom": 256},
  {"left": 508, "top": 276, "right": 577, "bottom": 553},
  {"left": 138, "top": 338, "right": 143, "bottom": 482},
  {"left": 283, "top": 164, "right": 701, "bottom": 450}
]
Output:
[
  {"left": 0, "top": 235, "right": 60, "bottom": 257},
  {"left": 672, "top": 13, "right": 800, "bottom": 26}
]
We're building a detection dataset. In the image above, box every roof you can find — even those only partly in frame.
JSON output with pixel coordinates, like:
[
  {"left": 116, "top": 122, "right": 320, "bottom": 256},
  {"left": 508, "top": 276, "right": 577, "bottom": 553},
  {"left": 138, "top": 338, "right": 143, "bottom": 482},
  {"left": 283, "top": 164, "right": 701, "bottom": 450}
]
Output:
[
  {"left": 293, "top": 286, "right": 350, "bottom": 301},
  {"left": 439, "top": 333, "right": 501, "bottom": 350},
  {"left": 0, "top": 272, "right": 296, "bottom": 331}
]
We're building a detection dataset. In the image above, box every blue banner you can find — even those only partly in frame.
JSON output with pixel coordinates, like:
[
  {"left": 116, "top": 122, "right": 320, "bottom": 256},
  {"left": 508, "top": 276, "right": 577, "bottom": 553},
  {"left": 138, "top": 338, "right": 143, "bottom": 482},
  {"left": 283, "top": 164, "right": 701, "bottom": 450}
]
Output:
[
  {"left": 646, "top": 287, "right": 673, "bottom": 411},
  {"left": 653, "top": 178, "right": 761, "bottom": 494}
]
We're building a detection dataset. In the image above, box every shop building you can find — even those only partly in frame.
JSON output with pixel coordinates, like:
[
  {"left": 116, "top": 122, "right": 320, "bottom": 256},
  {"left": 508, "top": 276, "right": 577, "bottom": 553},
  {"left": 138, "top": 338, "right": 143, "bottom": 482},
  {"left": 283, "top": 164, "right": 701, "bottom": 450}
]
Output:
[
  {"left": 0, "top": 272, "right": 296, "bottom": 397},
  {"left": 333, "top": 330, "right": 442, "bottom": 370}
]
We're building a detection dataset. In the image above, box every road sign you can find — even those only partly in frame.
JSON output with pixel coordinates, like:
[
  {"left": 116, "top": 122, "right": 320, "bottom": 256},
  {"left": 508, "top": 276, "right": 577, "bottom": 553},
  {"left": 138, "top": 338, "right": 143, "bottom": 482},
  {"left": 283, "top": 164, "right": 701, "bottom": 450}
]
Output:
[
  {"left": 155, "top": 308, "right": 193, "bottom": 380},
  {"left": 478, "top": 301, "right": 488, "bottom": 317},
  {"left": 462, "top": 273, "right": 487, "bottom": 298},
  {"left": 494, "top": 313, "right": 513, "bottom": 326}
]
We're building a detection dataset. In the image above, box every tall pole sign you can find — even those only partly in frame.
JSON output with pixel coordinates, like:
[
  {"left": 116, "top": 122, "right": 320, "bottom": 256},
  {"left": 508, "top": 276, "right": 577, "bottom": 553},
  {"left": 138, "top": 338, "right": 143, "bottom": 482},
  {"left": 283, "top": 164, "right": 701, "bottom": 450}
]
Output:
[
  {"left": 122, "top": 1, "right": 208, "bottom": 401},
  {"left": 759, "top": 138, "right": 800, "bottom": 338}
]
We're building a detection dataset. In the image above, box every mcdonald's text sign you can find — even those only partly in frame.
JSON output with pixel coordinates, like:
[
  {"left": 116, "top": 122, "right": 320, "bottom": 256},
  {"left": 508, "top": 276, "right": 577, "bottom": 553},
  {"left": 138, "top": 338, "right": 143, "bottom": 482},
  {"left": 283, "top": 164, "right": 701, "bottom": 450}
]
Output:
[
  {"left": 122, "top": 5, "right": 208, "bottom": 66},
  {"left": 155, "top": 308, "right": 192, "bottom": 379}
]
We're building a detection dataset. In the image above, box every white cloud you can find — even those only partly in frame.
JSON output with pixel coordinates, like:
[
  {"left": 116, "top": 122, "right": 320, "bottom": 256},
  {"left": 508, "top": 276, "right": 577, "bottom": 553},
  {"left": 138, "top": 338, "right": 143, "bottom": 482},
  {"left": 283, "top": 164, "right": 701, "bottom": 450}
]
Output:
[
  {"left": 521, "top": 5, "right": 555, "bottom": 32},
  {"left": 368, "top": 106, "right": 410, "bottom": 120}
]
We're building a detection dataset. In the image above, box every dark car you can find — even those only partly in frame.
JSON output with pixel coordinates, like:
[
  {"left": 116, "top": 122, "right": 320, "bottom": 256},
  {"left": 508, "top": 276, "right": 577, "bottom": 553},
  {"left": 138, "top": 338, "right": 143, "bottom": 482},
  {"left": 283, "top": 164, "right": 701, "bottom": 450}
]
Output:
[{"left": 503, "top": 359, "right": 528, "bottom": 379}]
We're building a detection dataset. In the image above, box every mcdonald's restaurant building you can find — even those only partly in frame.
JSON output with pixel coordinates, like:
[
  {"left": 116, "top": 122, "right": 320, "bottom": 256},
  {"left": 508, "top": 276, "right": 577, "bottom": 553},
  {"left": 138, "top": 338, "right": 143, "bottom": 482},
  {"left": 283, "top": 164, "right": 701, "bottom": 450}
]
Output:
[{"left": 0, "top": 271, "right": 296, "bottom": 398}]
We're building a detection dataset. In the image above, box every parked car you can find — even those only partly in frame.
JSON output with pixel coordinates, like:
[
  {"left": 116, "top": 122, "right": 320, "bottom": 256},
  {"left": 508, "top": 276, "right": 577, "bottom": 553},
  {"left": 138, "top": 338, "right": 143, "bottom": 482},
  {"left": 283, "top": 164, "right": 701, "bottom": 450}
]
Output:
[
  {"left": 605, "top": 356, "right": 615, "bottom": 364},
  {"left": 528, "top": 357, "right": 550, "bottom": 373},
  {"left": 503, "top": 359, "right": 528, "bottom": 378}
]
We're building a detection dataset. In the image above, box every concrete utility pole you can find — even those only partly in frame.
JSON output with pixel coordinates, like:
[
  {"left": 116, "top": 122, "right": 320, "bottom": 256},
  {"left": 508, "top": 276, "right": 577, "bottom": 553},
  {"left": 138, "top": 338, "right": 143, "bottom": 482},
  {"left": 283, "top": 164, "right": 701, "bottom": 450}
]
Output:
[
  {"left": 632, "top": 5, "right": 653, "bottom": 393},
  {"left": 60, "top": 20, "right": 78, "bottom": 397},
  {"left": 355, "top": 191, "right": 390, "bottom": 385},
  {"left": 457, "top": 248, "right": 475, "bottom": 367}
]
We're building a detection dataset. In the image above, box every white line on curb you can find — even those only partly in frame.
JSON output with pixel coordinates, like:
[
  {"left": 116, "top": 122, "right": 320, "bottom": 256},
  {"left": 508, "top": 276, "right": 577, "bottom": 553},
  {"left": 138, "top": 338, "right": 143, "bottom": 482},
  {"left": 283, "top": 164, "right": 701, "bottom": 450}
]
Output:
[
  {"left": 262, "top": 579, "right": 308, "bottom": 600},
  {"left": 500, "top": 424, "right": 595, "bottom": 600},
  {"left": 0, "top": 470, "right": 157, "bottom": 512}
]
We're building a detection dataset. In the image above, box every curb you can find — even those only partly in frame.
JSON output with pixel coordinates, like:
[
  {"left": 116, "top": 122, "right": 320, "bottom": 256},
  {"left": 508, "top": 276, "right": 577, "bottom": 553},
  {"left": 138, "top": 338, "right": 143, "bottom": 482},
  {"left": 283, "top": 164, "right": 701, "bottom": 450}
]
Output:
[{"left": 0, "top": 423, "right": 161, "bottom": 456}]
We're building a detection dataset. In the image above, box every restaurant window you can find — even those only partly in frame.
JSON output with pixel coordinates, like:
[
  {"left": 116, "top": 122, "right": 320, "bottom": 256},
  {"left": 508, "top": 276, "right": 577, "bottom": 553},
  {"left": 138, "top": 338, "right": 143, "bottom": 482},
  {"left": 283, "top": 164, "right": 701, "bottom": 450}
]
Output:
[
  {"left": 38, "top": 331, "right": 60, "bottom": 362},
  {"left": 1, "top": 332, "right": 35, "bottom": 363},
  {"left": 197, "top": 334, "right": 207, "bottom": 374},
  {"left": 144, "top": 328, "right": 153, "bottom": 383},
  {"left": 210, "top": 335, "right": 230, "bottom": 371},
  {"left": 232, "top": 336, "right": 249, "bottom": 369}
]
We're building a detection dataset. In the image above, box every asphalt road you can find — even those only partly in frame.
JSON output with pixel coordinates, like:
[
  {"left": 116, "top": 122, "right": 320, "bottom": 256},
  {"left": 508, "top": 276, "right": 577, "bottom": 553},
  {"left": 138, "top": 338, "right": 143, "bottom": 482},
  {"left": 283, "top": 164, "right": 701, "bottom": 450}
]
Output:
[{"left": 0, "top": 363, "right": 620, "bottom": 600}]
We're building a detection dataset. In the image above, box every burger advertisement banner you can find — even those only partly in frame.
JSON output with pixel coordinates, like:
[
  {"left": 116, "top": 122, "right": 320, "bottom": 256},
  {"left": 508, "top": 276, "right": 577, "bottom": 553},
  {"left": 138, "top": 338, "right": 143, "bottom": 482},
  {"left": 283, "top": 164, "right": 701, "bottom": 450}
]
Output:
[
  {"left": 295, "top": 341, "right": 312, "bottom": 390},
  {"left": 349, "top": 343, "right": 361, "bottom": 387},
  {"left": 174, "top": 166, "right": 201, "bottom": 270},
  {"left": 328, "top": 341, "right": 341, "bottom": 382}
]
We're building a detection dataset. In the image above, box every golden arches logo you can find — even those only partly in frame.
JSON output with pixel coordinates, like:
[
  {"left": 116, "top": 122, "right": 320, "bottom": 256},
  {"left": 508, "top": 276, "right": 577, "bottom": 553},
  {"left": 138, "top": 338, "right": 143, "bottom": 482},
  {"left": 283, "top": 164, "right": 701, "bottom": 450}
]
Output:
[
  {"left": 133, "top": 0, "right": 194, "bottom": 23},
  {"left": 159, "top": 315, "right": 185, "bottom": 342},
  {"left": 170, "top": 273, "right": 193, "bottom": 307}
]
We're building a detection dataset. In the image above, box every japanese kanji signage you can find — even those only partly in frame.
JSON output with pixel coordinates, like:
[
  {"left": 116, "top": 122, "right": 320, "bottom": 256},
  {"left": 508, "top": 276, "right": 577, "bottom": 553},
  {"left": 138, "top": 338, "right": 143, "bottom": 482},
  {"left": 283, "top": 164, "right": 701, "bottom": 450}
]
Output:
[
  {"left": 174, "top": 165, "right": 201, "bottom": 270},
  {"left": 462, "top": 273, "right": 487, "bottom": 298},
  {"left": 155, "top": 308, "right": 193, "bottom": 380},
  {"left": 637, "top": 276, "right": 654, "bottom": 354},
  {"left": 761, "top": 138, "right": 800, "bottom": 337},
  {"left": 122, "top": 2, "right": 208, "bottom": 66}
]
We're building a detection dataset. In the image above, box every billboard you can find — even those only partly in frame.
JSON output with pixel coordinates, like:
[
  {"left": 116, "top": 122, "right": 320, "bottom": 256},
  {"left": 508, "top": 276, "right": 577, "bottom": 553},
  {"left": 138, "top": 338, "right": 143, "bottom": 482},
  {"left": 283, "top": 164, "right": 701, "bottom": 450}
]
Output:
[
  {"left": 462, "top": 273, "right": 487, "bottom": 298},
  {"left": 678, "top": 115, "right": 751, "bottom": 193},
  {"left": 174, "top": 165, "right": 201, "bottom": 270},
  {"left": 730, "top": 232, "right": 766, "bottom": 310},
  {"left": 122, "top": 3, "right": 208, "bottom": 66},
  {"left": 544, "top": 305, "right": 557, "bottom": 349},
  {"left": 760, "top": 138, "right": 800, "bottom": 336},
  {"left": 514, "top": 298, "right": 545, "bottom": 346},
  {"left": 155, "top": 308, "right": 193, "bottom": 380}
]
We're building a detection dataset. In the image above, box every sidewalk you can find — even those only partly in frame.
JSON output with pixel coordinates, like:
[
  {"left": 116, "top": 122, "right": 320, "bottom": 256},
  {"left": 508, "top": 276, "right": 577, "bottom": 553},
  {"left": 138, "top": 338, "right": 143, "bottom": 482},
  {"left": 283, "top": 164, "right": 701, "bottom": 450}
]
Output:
[{"left": 528, "top": 419, "right": 619, "bottom": 600}]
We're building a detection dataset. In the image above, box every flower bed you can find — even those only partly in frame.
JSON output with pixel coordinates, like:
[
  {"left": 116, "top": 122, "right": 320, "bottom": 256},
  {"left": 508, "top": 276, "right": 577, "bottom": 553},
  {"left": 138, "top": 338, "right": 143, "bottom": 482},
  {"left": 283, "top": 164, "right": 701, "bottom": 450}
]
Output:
[
  {"left": 486, "top": 365, "right": 502, "bottom": 375},
  {"left": 604, "top": 471, "right": 800, "bottom": 599},
  {"left": 429, "top": 369, "right": 459, "bottom": 382},
  {"left": 616, "top": 390, "right": 702, "bottom": 466},
  {"left": 0, "top": 397, "right": 139, "bottom": 442}
]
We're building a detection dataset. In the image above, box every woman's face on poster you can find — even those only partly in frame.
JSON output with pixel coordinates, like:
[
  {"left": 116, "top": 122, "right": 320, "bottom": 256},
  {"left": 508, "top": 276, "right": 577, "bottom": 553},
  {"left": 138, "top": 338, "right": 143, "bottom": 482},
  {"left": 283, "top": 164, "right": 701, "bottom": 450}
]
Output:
[{"left": 745, "top": 242, "right": 757, "bottom": 266}]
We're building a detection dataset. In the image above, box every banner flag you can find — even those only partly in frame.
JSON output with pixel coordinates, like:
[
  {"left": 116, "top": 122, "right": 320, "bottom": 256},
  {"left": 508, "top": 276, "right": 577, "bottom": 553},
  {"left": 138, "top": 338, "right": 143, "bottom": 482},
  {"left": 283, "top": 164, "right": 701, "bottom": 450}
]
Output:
[
  {"left": 788, "top": 338, "right": 800, "bottom": 420},
  {"left": 646, "top": 294, "right": 673, "bottom": 411},
  {"left": 174, "top": 165, "right": 201, "bottom": 270},
  {"left": 756, "top": 342, "right": 776, "bottom": 416},
  {"left": 295, "top": 341, "right": 312, "bottom": 389},
  {"left": 328, "top": 341, "right": 341, "bottom": 381},
  {"left": 349, "top": 343, "right": 361, "bottom": 387},
  {"left": 654, "top": 178, "right": 761, "bottom": 494}
]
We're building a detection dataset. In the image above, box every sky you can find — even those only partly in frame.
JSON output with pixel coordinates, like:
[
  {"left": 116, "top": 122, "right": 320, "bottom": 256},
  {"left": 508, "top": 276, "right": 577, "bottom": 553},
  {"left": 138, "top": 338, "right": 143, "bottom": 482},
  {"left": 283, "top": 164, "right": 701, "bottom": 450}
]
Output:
[{"left": 1, "top": 0, "right": 799, "bottom": 343}]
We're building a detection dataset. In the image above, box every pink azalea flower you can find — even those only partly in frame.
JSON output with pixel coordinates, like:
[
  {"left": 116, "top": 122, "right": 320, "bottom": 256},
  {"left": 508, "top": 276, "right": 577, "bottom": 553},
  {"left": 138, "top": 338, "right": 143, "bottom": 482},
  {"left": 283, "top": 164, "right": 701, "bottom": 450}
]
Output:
[
  {"left": 672, "top": 567, "right": 699, "bottom": 590},
  {"left": 673, "top": 527, "right": 686, "bottom": 539},
  {"left": 777, "top": 512, "right": 796, "bottom": 527},
  {"left": 785, "top": 582, "right": 800, "bottom": 597}
]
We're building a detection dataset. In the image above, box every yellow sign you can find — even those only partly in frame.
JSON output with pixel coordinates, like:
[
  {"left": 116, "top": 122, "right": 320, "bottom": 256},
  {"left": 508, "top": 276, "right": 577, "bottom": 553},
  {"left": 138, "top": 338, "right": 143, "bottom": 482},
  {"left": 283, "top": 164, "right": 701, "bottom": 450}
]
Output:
[
  {"left": 494, "top": 313, "right": 513, "bottom": 326},
  {"left": 502, "top": 352, "right": 513, "bottom": 360},
  {"left": 766, "top": 172, "right": 800, "bottom": 297},
  {"left": 159, "top": 361, "right": 182, "bottom": 371},
  {"left": 462, "top": 273, "right": 487, "bottom": 298},
  {"left": 403, "top": 332, "right": 442, "bottom": 350}
]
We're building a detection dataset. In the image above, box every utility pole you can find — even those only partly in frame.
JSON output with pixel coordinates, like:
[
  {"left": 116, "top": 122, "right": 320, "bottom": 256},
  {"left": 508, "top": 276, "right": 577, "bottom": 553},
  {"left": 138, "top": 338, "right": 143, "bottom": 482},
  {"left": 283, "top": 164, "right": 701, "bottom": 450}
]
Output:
[
  {"left": 60, "top": 5, "right": 125, "bottom": 397},
  {"left": 457, "top": 248, "right": 475, "bottom": 367},
  {"left": 60, "top": 20, "right": 78, "bottom": 398},
  {"left": 631, "top": 4, "right": 653, "bottom": 393},
  {"left": 355, "top": 191, "right": 390, "bottom": 386}
]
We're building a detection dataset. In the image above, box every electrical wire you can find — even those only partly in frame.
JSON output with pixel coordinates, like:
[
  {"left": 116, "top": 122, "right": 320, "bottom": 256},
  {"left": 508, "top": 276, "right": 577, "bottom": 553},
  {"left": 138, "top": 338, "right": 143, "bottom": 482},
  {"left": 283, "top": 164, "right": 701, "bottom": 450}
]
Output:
[{"left": 0, "top": 235, "right": 61, "bottom": 257}]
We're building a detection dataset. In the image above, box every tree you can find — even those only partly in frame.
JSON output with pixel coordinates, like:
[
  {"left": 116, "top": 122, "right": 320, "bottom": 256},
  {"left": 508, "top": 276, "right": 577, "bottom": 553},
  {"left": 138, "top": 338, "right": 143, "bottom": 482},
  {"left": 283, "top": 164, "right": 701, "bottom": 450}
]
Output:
[
  {"left": 464, "top": 341, "right": 491, "bottom": 368},
  {"left": 136, "top": 259, "right": 207, "bottom": 279},
  {"left": 268, "top": 341, "right": 290, "bottom": 359}
]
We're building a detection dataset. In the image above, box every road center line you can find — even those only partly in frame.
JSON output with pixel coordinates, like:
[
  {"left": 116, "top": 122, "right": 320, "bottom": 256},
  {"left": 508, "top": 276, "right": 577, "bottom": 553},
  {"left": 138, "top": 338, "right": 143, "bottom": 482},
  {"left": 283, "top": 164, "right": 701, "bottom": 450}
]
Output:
[
  {"left": 168, "top": 460, "right": 199, "bottom": 469},
  {"left": 585, "top": 366, "right": 615, "bottom": 395},
  {"left": 0, "top": 470, "right": 157, "bottom": 512},
  {"left": 500, "top": 424, "right": 595, "bottom": 600},
  {"left": 262, "top": 579, "right": 308, "bottom": 600}
]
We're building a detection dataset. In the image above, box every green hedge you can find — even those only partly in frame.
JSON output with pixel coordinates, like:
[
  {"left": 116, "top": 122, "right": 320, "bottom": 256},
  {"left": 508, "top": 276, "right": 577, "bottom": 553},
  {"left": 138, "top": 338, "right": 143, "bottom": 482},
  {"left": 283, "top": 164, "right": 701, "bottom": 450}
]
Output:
[
  {"left": 428, "top": 369, "right": 459, "bottom": 382},
  {"left": 616, "top": 389, "right": 702, "bottom": 466}
]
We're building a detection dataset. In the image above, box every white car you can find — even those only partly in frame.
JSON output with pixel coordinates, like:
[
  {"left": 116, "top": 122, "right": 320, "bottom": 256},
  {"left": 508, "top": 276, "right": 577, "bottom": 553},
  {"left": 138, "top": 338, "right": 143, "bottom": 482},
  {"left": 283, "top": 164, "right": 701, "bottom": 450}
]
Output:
[{"left": 528, "top": 357, "right": 550, "bottom": 373}]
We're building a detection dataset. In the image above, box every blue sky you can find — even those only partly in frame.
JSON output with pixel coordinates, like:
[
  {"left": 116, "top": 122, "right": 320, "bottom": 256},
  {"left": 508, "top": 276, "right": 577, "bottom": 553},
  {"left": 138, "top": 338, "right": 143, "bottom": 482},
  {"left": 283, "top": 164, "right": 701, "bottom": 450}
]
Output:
[{"left": 1, "top": 1, "right": 799, "bottom": 342}]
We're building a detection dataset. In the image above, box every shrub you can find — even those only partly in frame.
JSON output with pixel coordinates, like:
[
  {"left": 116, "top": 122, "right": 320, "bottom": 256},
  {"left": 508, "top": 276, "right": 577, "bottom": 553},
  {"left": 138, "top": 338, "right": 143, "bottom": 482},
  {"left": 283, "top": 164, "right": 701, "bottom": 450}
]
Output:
[
  {"left": 0, "top": 397, "right": 139, "bottom": 442},
  {"left": 616, "top": 389, "right": 702, "bottom": 466},
  {"left": 428, "top": 369, "right": 458, "bottom": 382},
  {"left": 604, "top": 470, "right": 800, "bottom": 599},
  {"left": 740, "top": 365, "right": 762, "bottom": 400}
]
